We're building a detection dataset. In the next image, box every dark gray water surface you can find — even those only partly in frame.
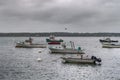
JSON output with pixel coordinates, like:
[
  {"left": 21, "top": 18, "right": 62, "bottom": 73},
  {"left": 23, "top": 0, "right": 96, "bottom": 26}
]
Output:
[{"left": 0, "top": 37, "right": 120, "bottom": 80}]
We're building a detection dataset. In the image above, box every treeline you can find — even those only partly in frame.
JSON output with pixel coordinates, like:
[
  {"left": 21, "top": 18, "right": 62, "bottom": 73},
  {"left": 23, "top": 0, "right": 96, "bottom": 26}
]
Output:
[{"left": 0, "top": 32, "right": 120, "bottom": 37}]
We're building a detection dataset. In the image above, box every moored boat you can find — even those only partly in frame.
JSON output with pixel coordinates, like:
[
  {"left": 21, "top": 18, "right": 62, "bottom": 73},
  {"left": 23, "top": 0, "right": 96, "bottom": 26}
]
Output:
[
  {"left": 15, "top": 42, "right": 46, "bottom": 48},
  {"left": 15, "top": 37, "right": 46, "bottom": 48},
  {"left": 102, "top": 43, "right": 120, "bottom": 48},
  {"left": 99, "top": 38, "right": 118, "bottom": 42},
  {"left": 46, "top": 35, "right": 63, "bottom": 45},
  {"left": 61, "top": 56, "right": 102, "bottom": 64},
  {"left": 49, "top": 48, "right": 84, "bottom": 54},
  {"left": 49, "top": 41, "right": 84, "bottom": 54}
]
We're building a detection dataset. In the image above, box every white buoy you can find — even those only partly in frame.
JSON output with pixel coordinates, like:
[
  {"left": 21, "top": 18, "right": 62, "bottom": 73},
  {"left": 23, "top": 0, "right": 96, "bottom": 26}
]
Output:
[{"left": 37, "top": 58, "right": 42, "bottom": 62}]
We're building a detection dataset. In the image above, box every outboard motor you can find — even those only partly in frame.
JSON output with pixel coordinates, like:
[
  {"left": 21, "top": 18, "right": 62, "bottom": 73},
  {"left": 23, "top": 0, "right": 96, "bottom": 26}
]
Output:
[
  {"left": 96, "top": 58, "right": 102, "bottom": 62},
  {"left": 91, "top": 56, "right": 102, "bottom": 64},
  {"left": 91, "top": 56, "right": 97, "bottom": 60},
  {"left": 95, "top": 58, "right": 102, "bottom": 65}
]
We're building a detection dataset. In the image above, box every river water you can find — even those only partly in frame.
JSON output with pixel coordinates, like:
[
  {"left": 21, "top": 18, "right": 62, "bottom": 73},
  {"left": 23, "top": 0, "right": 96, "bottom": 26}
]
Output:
[{"left": 0, "top": 37, "right": 120, "bottom": 80}]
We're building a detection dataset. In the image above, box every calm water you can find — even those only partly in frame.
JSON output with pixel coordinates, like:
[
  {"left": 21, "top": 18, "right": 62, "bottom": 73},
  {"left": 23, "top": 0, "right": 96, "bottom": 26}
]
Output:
[{"left": 0, "top": 37, "right": 120, "bottom": 80}]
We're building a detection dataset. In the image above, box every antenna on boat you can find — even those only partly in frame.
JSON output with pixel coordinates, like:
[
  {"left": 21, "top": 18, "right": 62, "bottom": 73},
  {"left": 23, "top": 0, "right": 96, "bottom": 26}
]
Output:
[{"left": 70, "top": 41, "right": 75, "bottom": 49}]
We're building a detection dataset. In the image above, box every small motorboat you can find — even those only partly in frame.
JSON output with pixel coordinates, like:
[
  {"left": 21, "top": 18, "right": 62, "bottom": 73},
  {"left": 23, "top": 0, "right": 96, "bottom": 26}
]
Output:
[
  {"left": 99, "top": 38, "right": 118, "bottom": 42},
  {"left": 15, "top": 37, "right": 46, "bottom": 48},
  {"left": 46, "top": 35, "right": 63, "bottom": 45},
  {"left": 49, "top": 41, "right": 84, "bottom": 54},
  {"left": 49, "top": 48, "right": 84, "bottom": 54},
  {"left": 15, "top": 42, "right": 46, "bottom": 48},
  {"left": 61, "top": 56, "right": 102, "bottom": 65},
  {"left": 102, "top": 43, "right": 120, "bottom": 48}
]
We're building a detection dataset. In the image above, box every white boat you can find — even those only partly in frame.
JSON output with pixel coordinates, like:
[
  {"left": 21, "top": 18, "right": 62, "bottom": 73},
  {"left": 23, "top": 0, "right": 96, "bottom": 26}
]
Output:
[
  {"left": 99, "top": 38, "right": 118, "bottom": 42},
  {"left": 102, "top": 43, "right": 120, "bottom": 48},
  {"left": 61, "top": 56, "right": 102, "bottom": 64},
  {"left": 15, "top": 42, "right": 46, "bottom": 48},
  {"left": 49, "top": 41, "right": 84, "bottom": 54},
  {"left": 49, "top": 48, "right": 84, "bottom": 54},
  {"left": 15, "top": 37, "right": 46, "bottom": 48}
]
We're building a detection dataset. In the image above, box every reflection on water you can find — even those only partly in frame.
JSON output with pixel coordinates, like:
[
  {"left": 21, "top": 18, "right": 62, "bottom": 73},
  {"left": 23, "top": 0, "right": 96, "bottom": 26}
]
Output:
[{"left": 0, "top": 37, "right": 120, "bottom": 80}]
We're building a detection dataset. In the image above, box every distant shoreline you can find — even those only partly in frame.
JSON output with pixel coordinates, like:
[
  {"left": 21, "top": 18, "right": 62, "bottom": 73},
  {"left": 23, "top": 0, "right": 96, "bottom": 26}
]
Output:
[{"left": 0, "top": 32, "right": 120, "bottom": 37}]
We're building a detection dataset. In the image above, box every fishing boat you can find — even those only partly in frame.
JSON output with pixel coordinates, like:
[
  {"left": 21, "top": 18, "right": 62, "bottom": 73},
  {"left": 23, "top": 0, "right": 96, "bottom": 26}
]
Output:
[
  {"left": 61, "top": 56, "right": 102, "bottom": 64},
  {"left": 102, "top": 43, "right": 120, "bottom": 48},
  {"left": 15, "top": 37, "right": 46, "bottom": 48},
  {"left": 15, "top": 42, "right": 46, "bottom": 48},
  {"left": 99, "top": 38, "right": 118, "bottom": 42},
  {"left": 49, "top": 41, "right": 84, "bottom": 54},
  {"left": 46, "top": 35, "right": 63, "bottom": 45},
  {"left": 49, "top": 48, "right": 84, "bottom": 54}
]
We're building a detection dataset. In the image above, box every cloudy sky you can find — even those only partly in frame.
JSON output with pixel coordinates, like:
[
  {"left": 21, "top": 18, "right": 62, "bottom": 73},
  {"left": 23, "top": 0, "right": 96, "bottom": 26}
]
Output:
[{"left": 0, "top": 0, "right": 120, "bottom": 32}]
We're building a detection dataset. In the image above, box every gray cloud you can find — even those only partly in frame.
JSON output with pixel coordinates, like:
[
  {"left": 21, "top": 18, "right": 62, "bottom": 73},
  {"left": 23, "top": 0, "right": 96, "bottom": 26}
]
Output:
[{"left": 0, "top": 0, "right": 120, "bottom": 32}]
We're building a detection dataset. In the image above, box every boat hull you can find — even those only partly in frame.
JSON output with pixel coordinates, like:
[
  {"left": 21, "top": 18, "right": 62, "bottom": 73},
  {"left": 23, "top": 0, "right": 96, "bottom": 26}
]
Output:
[
  {"left": 49, "top": 48, "right": 84, "bottom": 54},
  {"left": 99, "top": 39, "right": 118, "bottom": 42},
  {"left": 61, "top": 57, "right": 96, "bottom": 64},
  {"left": 46, "top": 39, "right": 63, "bottom": 42},
  {"left": 15, "top": 44, "right": 46, "bottom": 48},
  {"left": 48, "top": 42, "right": 61, "bottom": 45},
  {"left": 102, "top": 44, "right": 120, "bottom": 48}
]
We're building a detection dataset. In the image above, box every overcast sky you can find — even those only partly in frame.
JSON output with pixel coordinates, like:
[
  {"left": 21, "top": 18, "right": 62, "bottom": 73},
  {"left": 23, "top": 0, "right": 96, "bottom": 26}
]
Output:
[{"left": 0, "top": 0, "right": 120, "bottom": 32}]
